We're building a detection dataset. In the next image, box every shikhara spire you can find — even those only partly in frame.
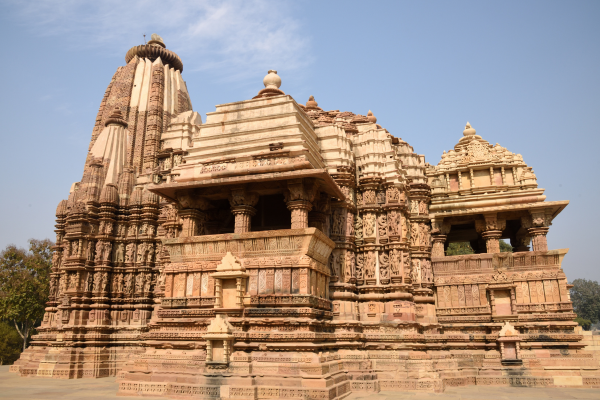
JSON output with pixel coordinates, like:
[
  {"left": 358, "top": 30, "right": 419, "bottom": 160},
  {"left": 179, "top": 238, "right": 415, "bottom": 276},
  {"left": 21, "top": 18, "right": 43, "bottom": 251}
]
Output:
[{"left": 11, "top": 37, "right": 589, "bottom": 398}]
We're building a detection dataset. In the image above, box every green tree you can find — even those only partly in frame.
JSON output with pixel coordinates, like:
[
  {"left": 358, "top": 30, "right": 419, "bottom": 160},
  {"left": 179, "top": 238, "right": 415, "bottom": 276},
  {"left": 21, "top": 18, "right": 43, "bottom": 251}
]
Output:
[
  {"left": 446, "top": 242, "right": 474, "bottom": 255},
  {"left": 0, "top": 321, "right": 23, "bottom": 364},
  {"left": 570, "top": 279, "right": 600, "bottom": 324},
  {"left": 574, "top": 317, "right": 592, "bottom": 331},
  {"left": 499, "top": 239, "right": 513, "bottom": 252},
  {"left": 0, "top": 239, "right": 53, "bottom": 352}
]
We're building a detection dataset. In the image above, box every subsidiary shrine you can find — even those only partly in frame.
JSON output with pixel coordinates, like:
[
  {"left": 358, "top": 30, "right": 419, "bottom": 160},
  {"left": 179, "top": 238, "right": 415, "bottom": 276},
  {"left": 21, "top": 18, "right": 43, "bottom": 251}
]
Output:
[{"left": 10, "top": 34, "right": 599, "bottom": 398}]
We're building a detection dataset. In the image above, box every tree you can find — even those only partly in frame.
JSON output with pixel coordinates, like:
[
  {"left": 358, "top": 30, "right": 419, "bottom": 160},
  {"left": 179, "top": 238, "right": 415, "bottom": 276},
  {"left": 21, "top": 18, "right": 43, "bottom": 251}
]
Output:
[
  {"left": 446, "top": 242, "right": 474, "bottom": 256},
  {"left": 574, "top": 317, "right": 592, "bottom": 331},
  {"left": 0, "top": 321, "right": 23, "bottom": 365},
  {"left": 570, "top": 279, "right": 600, "bottom": 324},
  {"left": 499, "top": 239, "right": 513, "bottom": 252},
  {"left": 0, "top": 239, "right": 53, "bottom": 352}
]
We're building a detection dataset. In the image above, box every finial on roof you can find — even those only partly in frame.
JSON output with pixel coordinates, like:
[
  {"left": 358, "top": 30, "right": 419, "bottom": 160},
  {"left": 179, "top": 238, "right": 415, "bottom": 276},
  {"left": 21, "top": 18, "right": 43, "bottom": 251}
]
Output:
[
  {"left": 263, "top": 70, "right": 281, "bottom": 89},
  {"left": 125, "top": 33, "right": 183, "bottom": 71},
  {"left": 367, "top": 110, "right": 377, "bottom": 123},
  {"left": 254, "top": 70, "right": 285, "bottom": 98},
  {"left": 463, "top": 122, "right": 476, "bottom": 136},
  {"left": 306, "top": 95, "right": 318, "bottom": 108},
  {"left": 148, "top": 33, "right": 166, "bottom": 48}
]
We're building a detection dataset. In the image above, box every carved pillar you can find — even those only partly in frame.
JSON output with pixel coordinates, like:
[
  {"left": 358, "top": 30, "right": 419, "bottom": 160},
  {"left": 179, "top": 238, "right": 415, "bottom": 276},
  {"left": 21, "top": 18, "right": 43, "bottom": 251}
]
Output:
[
  {"left": 287, "top": 200, "right": 312, "bottom": 229},
  {"left": 529, "top": 227, "right": 549, "bottom": 252},
  {"left": 476, "top": 213, "right": 506, "bottom": 254},
  {"left": 223, "top": 340, "right": 230, "bottom": 364},
  {"left": 229, "top": 188, "right": 258, "bottom": 234},
  {"left": 482, "top": 231, "right": 502, "bottom": 253},
  {"left": 236, "top": 277, "right": 243, "bottom": 308},
  {"left": 206, "top": 340, "right": 213, "bottom": 362},
  {"left": 179, "top": 209, "right": 206, "bottom": 237},
  {"left": 214, "top": 278, "right": 222, "bottom": 308},
  {"left": 431, "top": 218, "right": 450, "bottom": 258},
  {"left": 285, "top": 179, "right": 318, "bottom": 230},
  {"left": 308, "top": 192, "right": 330, "bottom": 233},
  {"left": 528, "top": 209, "right": 552, "bottom": 252},
  {"left": 231, "top": 206, "right": 255, "bottom": 233},
  {"left": 489, "top": 288, "right": 496, "bottom": 314},
  {"left": 431, "top": 236, "right": 446, "bottom": 258},
  {"left": 510, "top": 287, "right": 517, "bottom": 315}
]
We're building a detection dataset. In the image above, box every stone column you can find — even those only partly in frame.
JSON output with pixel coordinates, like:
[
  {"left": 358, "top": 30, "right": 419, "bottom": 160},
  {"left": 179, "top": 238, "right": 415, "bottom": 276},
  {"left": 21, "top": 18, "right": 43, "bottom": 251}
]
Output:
[
  {"left": 285, "top": 179, "right": 318, "bottom": 230},
  {"left": 206, "top": 340, "right": 213, "bottom": 362},
  {"left": 528, "top": 210, "right": 552, "bottom": 252},
  {"left": 214, "top": 278, "right": 222, "bottom": 308},
  {"left": 229, "top": 188, "right": 258, "bottom": 234},
  {"left": 481, "top": 230, "right": 502, "bottom": 253},
  {"left": 308, "top": 192, "right": 330, "bottom": 233},
  {"left": 231, "top": 206, "right": 256, "bottom": 233},
  {"left": 236, "top": 277, "right": 243, "bottom": 308},
  {"left": 287, "top": 200, "right": 312, "bottom": 229},
  {"left": 529, "top": 227, "right": 549, "bottom": 252},
  {"left": 476, "top": 213, "right": 506, "bottom": 254},
  {"left": 431, "top": 236, "right": 446, "bottom": 257},
  {"left": 179, "top": 209, "right": 206, "bottom": 237},
  {"left": 431, "top": 218, "right": 450, "bottom": 258}
]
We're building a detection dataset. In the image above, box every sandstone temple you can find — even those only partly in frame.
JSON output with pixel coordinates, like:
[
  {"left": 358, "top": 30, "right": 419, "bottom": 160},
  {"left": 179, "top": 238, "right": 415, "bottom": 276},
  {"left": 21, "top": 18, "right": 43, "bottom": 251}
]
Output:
[{"left": 10, "top": 34, "right": 599, "bottom": 398}]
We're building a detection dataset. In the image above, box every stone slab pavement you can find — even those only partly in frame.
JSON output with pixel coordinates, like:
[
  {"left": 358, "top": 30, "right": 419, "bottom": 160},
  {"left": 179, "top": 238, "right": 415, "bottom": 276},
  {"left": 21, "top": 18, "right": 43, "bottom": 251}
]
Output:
[
  {"left": 2, "top": 367, "right": 600, "bottom": 400},
  {"left": 347, "top": 386, "right": 600, "bottom": 400},
  {"left": 0, "top": 366, "right": 121, "bottom": 399}
]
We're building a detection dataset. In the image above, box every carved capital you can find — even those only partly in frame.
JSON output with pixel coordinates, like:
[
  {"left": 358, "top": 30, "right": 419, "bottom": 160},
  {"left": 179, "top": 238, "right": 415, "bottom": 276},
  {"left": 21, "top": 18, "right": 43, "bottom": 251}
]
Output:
[
  {"left": 229, "top": 188, "right": 259, "bottom": 208},
  {"left": 284, "top": 179, "right": 318, "bottom": 203},
  {"left": 530, "top": 209, "right": 553, "bottom": 227}
]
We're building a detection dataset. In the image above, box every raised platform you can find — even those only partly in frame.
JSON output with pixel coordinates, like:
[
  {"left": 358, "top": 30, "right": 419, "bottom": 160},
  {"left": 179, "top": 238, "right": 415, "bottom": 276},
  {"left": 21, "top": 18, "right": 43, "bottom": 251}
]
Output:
[{"left": 3, "top": 365, "right": 600, "bottom": 400}]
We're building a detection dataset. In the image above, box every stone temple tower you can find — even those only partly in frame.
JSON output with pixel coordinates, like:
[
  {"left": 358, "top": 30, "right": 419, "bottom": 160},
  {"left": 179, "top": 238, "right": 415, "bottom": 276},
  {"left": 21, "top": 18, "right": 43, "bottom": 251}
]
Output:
[
  {"left": 11, "top": 35, "right": 600, "bottom": 397},
  {"left": 11, "top": 34, "right": 197, "bottom": 378}
]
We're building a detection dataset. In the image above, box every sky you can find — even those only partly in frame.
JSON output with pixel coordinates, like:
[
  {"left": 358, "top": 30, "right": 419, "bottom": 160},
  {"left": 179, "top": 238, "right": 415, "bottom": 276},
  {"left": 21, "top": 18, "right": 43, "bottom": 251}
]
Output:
[{"left": 0, "top": 0, "right": 598, "bottom": 281}]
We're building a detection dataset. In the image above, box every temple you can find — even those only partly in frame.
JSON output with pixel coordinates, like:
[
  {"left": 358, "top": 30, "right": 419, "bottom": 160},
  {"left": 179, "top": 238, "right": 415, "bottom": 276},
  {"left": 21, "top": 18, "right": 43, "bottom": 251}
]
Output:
[{"left": 10, "top": 34, "right": 600, "bottom": 397}]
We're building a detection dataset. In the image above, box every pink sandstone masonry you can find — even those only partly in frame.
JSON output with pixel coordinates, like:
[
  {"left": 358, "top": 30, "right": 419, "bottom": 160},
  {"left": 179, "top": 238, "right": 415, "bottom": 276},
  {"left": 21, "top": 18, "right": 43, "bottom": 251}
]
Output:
[{"left": 10, "top": 34, "right": 600, "bottom": 398}]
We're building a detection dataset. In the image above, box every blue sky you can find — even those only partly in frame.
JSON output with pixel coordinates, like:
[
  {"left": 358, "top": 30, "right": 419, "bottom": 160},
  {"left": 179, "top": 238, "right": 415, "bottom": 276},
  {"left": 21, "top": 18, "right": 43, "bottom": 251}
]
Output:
[{"left": 0, "top": 1, "right": 598, "bottom": 281}]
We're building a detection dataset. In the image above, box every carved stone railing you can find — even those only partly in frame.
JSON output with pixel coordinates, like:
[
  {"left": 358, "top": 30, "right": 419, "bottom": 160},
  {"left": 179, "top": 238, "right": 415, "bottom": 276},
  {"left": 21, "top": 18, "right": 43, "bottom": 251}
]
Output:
[
  {"left": 161, "top": 297, "right": 215, "bottom": 308},
  {"left": 436, "top": 306, "right": 491, "bottom": 315},
  {"left": 162, "top": 228, "right": 335, "bottom": 303},
  {"left": 164, "top": 227, "right": 333, "bottom": 266},
  {"left": 432, "top": 249, "right": 568, "bottom": 276},
  {"left": 515, "top": 302, "right": 573, "bottom": 313}
]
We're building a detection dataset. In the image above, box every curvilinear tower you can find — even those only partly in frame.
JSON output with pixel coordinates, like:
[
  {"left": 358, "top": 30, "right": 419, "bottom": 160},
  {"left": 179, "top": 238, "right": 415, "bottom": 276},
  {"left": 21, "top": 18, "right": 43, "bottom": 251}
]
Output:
[{"left": 10, "top": 34, "right": 600, "bottom": 397}]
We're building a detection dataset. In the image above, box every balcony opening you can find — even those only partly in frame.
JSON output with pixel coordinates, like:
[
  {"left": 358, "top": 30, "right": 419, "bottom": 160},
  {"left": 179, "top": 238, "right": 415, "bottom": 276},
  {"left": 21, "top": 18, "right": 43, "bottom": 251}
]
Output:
[
  {"left": 251, "top": 194, "right": 291, "bottom": 231},
  {"left": 446, "top": 222, "right": 483, "bottom": 253}
]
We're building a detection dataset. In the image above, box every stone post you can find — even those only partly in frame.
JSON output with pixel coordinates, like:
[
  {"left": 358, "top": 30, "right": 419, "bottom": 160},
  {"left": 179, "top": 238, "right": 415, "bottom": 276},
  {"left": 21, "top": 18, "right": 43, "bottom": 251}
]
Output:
[
  {"left": 527, "top": 210, "right": 553, "bottom": 252},
  {"left": 206, "top": 341, "right": 213, "bottom": 362},
  {"left": 229, "top": 188, "right": 258, "bottom": 234},
  {"left": 179, "top": 209, "right": 206, "bottom": 237},
  {"left": 431, "top": 218, "right": 450, "bottom": 258},
  {"left": 285, "top": 179, "right": 318, "bottom": 230},
  {"left": 231, "top": 206, "right": 256, "bottom": 234},
  {"left": 476, "top": 213, "right": 506, "bottom": 254},
  {"left": 223, "top": 340, "right": 230, "bottom": 364},
  {"left": 529, "top": 227, "right": 548, "bottom": 252},
  {"left": 236, "top": 277, "right": 243, "bottom": 308},
  {"left": 308, "top": 192, "right": 330, "bottom": 233},
  {"left": 214, "top": 279, "right": 222, "bottom": 308},
  {"left": 287, "top": 200, "right": 312, "bottom": 229},
  {"left": 481, "top": 230, "right": 502, "bottom": 253}
]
